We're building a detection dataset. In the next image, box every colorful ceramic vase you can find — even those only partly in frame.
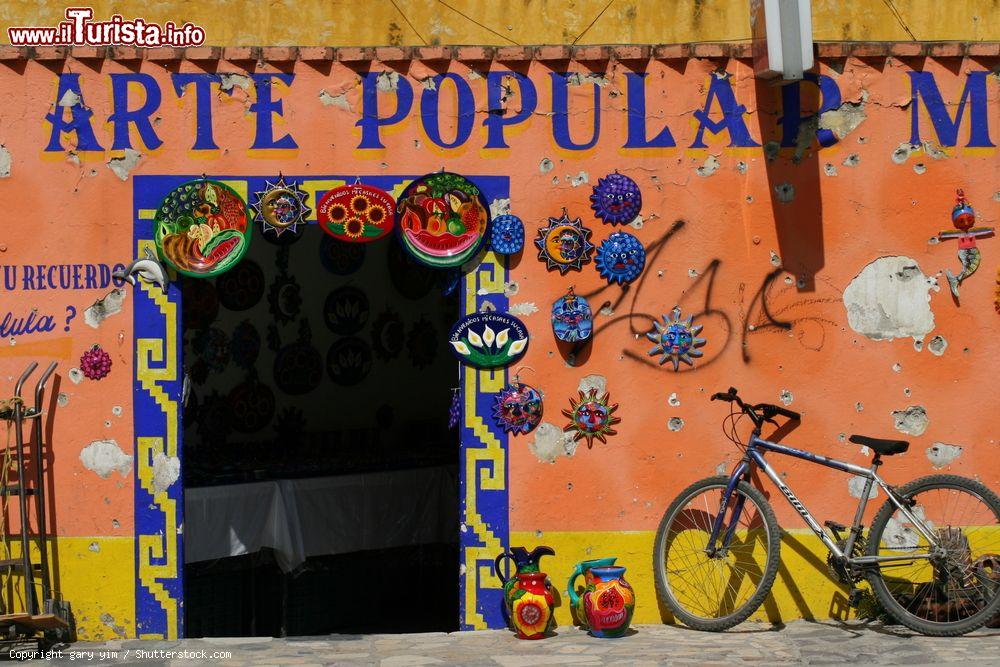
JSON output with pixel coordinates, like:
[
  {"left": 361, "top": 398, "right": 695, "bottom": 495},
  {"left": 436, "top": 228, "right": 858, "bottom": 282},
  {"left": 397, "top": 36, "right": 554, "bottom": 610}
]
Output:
[
  {"left": 495, "top": 546, "right": 555, "bottom": 630},
  {"left": 566, "top": 557, "right": 617, "bottom": 629},
  {"left": 510, "top": 572, "right": 555, "bottom": 640},
  {"left": 581, "top": 566, "right": 635, "bottom": 638}
]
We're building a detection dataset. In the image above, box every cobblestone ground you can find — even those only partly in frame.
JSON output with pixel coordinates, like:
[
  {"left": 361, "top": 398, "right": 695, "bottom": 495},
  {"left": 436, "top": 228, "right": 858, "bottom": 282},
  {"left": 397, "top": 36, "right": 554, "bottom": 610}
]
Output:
[{"left": 24, "top": 621, "right": 1000, "bottom": 666}]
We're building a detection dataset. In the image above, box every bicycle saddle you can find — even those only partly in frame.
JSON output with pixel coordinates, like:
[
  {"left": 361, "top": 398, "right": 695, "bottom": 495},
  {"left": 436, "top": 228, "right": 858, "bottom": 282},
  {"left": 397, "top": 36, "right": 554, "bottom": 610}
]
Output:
[{"left": 849, "top": 434, "right": 909, "bottom": 455}]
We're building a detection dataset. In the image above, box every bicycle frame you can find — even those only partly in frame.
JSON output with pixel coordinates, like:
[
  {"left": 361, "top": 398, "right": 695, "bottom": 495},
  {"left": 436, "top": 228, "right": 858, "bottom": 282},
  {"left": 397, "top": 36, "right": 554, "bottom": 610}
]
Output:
[{"left": 707, "top": 432, "right": 941, "bottom": 566}]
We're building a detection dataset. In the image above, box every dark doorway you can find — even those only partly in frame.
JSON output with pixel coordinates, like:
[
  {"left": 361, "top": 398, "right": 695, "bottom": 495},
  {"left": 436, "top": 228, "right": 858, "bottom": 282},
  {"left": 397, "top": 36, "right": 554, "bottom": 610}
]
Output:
[{"left": 179, "top": 221, "right": 459, "bottom": 636}]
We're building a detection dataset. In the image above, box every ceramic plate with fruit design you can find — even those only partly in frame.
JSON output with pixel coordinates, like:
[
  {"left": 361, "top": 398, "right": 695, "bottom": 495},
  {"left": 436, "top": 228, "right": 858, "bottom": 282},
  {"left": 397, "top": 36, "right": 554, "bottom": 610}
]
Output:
[
  {"left": 395, "top": 172, "right": 491, "bottom": 269},
  {"left": 154, "top": 179, "right": 251, "bottom": 278},
  {"left": 317, "top": 183, "right": 395, "bottom": 243}
]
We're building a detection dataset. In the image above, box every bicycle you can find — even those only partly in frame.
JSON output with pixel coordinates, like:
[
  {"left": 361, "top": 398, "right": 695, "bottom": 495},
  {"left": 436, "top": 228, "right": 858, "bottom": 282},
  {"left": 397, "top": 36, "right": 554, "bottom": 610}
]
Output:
[{"left": 653, "top": 387, "right": 1000, "bottom": 636}]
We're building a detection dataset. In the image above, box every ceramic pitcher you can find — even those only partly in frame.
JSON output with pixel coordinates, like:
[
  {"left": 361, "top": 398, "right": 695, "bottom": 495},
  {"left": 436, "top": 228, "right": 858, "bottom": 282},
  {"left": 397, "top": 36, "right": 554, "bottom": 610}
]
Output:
[
  {"left": 581, "top": 565, "right": 635, "bottom": 638},
  {"left": 509, "top": 572, "right": 555, "bottom": 639},
  {"left": 566, "top": 557, "right": 617, "bottom": 628},
  {"left": 494, "top": 545, "right": 555, "bottom": 628}
]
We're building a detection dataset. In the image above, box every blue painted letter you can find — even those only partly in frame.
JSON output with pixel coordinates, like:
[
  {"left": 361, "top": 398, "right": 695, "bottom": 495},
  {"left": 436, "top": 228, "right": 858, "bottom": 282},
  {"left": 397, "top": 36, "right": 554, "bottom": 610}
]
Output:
[
  {"left": 357, "top": 72, "right": 414, "bottom": 149},
  {"left": 483, "top": 72, "right": 538, "bottom": 149},
  {"left": 171, "top": 73, "right": 232, "bottom": 150},
  {"left": 908, "top": 71, "right": 993, "bottom": 147},
  {"left": 779, "top": 73, "right": 842, "bottom": 148},
  {"left": 691, "top": 71, "right": 760, "bottom": 148},
  {"left": 44, "top": 73, "right": 103, "bottom": 152},
  {"left": 421, "top": 73, "right": 475, "bottom": 149},
  {"left": 550, "top": 73, "right": 601, "bottom": 150},
  {"left": 250, "top": 73, "right": 298, "bottom": 150},
  {"left": 109, "top": 73, "right": 164, "bottom": 151},
  {"left": 623, "top": 72, "right": 675, "bottom": 149}
]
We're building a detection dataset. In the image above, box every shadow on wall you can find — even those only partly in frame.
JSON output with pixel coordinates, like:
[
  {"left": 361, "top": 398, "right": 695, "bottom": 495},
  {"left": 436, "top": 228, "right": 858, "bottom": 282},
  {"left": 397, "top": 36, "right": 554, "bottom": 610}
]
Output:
[{"left": 754, "top": 76, "right": 825, "bottom": 292}]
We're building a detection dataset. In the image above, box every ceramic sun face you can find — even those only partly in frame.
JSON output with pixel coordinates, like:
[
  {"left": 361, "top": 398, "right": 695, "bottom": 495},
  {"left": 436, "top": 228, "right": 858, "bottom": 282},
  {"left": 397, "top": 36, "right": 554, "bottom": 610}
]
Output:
[
  {"left": 535, "top": 214, "right": 595, "bottom": 273},
  {"left": 492, "top": 382, "right": 543, "bottom": 435},
  {"left": 490, "top": 214, "right": 525, "bottom": 255},
  {"left": 590, "top": 172, "right": 642, "bottom": 225},
  {"left": 646, "top": 308, "right": 706, "bottom": 371},
  {"left": 251, "top": 177, "right": 310, "bottom": 242},
  {"left": 595, "top": 231, "right": 645, "bottom": 285},
  {"left": 562, "top": 388, "right": 621, "bottom": 447}
]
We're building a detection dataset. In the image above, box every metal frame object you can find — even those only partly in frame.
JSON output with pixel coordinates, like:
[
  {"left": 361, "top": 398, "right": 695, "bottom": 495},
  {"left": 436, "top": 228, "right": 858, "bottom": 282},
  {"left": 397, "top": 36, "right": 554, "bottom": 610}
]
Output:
[
  {"left": 706, "top": 389, "right": 944, "bottom": 572},
  {"left": 8, "top": 361, "right": 58, "bottom": 616}
]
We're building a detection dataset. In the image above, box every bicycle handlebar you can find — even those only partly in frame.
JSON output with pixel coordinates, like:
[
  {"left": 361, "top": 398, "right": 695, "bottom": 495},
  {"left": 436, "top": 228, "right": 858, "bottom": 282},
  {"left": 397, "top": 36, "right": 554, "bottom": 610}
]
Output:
[{"left": 711, "top": 387, "right": 801, "bottom": 426}]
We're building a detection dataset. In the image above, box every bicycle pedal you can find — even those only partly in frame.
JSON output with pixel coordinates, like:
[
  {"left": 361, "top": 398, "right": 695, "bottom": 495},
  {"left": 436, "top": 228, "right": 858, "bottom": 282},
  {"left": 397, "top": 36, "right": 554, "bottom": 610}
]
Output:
[{"left": 847, "top": 588, "right": 864, "bottom": 608}]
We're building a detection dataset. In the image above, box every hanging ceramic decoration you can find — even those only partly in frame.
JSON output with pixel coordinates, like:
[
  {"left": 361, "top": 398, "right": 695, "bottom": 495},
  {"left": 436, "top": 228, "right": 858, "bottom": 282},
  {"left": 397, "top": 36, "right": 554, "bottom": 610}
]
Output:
[
  {"left": 154, "top": 178, "right": 251, "bottom": 277},
  {"left": 535, "top": 213, "right": 595, "bottom": 274},
  {"left": 215, "top": 259, "right": 265, "bottom": 311},
  {"left": 319, "top": 234, "right": 367, "bottom": 275},
  {"left": 250, "top": 176, "right": 310, "bottom": 244},
  {"left": 490, "top": 214, "right": 525, "bottom": 255},
  {"left": 326, "top": 337, "right": 373, "bottom": 386},
  {"left": 590, "top": 172, "right": 642, "bottom": 225},
  {"left": 317, "top": 182, "right": 395, "bottom": 243},
  {"left": 323, "top": 286, "right": 370, "bottom": 335},
  {"left": 228, "top": 373, "right": 276, "bottom": 434},
  {"left": 387, "top": 242, "right": 436, "bottom": 299},
  {"left": 267, "top": 273, "right": 302, "bottom": 325},
  {"left": 492, "top": 381, "right": 543, "bottom": 435},
  {"left": 595, "top": 231, "right": 645, "bottom": 285},
  {"left": 395, "top": 172, "right": 491, "bottom": 268},
  {"left": 269, "top": 321, "right": 323, "bottom": 396},
  {"left": 371, "top": 308, "right": 405, "bottom": 361},
  {"left": 230, "top": 320, "right": 261, "bottom": 370},
  {"left": 448, "top": 312, "right": 529, "bottom": 368},
  {"left": 448, "top": 388, "right": 461, "bottom": 429},
  {"left": 407, "top": 317, "right": 438, "bottom": 369},
  {"left": 937, "top": 189, "right": 994, "bottom": 298},
  {"left": 551, "top": 288, "right": 593, "bottom": 343},
  {"left": 646, "top": 308, "right": 706, "bottom": 371},
  {"left": 562, "top": 388, "right": 620, "bottom": 447},
  {"left": 181, "top": 279, "right": 219, "bottom": 330},
  {"left": 191, "top": 327, "right": 230, "bottom": 373}
]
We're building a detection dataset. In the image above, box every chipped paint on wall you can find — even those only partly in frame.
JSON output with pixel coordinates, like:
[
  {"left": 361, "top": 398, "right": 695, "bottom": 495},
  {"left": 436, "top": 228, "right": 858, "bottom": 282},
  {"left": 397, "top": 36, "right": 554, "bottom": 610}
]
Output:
[
  {"left": 892, "top": 406, "right": 929, "bottom": 436},
  {"left": 80, "top": 439, "right": 133, "bottom": 478},
  {"left": 843, "top": 257, "right": 937, "bottom": 341},
  {"left": 84, "top": 289, "right": 126, "bottom": 328},
  {"left": 926, "top": 442, "right": 963, "bottom": 468},
  {"left": 528, "top": 422, "right": 577, "bottom": 463}
]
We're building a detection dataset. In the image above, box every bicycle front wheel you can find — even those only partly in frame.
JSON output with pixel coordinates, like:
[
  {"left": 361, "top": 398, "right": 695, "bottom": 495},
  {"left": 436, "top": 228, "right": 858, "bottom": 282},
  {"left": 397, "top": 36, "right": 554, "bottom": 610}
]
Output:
[
  {"left": 653, "top": 475, "right": 781, "bottom": 631},
  {"left": 867, "top": 474, "right": 1000, "bottom": 636}
]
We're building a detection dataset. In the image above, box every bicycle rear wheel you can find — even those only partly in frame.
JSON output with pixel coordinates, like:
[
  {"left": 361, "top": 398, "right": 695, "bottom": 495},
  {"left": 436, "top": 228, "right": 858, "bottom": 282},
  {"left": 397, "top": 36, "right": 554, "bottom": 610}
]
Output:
[
  {"left": 866, "top": 474, "right": 1000, "bottom": 636},
  {"left": 653, "top": 475, "right": 780, "bottom": 631}
]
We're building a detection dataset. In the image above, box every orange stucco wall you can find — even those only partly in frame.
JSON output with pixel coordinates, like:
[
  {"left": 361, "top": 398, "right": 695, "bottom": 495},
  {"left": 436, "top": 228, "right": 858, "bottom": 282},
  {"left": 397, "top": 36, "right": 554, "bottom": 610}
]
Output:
[{"left": 0, "top": 50, "right": 997, "bottom": 636}]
